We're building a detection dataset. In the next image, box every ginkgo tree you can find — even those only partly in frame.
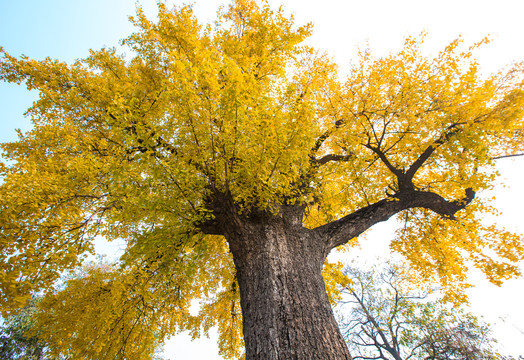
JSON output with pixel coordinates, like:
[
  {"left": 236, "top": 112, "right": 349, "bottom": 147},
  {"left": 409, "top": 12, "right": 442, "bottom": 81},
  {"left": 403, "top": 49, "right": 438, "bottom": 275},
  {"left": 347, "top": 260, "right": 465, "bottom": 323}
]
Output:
[{"left": 1, "top": 0, "right": 524, "bottom": 359}]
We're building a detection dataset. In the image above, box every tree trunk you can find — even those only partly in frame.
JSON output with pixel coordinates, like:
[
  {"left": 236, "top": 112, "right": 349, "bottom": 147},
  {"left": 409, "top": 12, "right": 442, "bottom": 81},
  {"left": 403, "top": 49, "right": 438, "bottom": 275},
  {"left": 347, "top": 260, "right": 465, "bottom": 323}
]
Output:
[{"left": 223, "top": 208, "right": 352, "bottom": 360}]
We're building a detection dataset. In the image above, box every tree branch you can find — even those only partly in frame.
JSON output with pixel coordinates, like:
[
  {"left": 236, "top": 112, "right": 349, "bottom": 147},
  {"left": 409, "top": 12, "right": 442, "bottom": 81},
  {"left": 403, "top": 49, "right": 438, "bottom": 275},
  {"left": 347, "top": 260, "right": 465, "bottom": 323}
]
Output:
[
  {"left": 310, "top": 118, "right": 345, "bottom": 157},
  {"left": 315, "top": 188, "right": 475, "bottom": 251},
  {"left": 364, "top": 143, "right": 403, "bottom": 178},
  {"left": 492, "top": 153, "right": 524, "bottom": 160},
  {"left": 404, "top": 123, "right": 463, "bottom": 182},
  {"left": 349, "top": 288, "right": 398, "bottom": 358},
  {"left": 314, "top": 153, "right": 354, "bottom": 165}
]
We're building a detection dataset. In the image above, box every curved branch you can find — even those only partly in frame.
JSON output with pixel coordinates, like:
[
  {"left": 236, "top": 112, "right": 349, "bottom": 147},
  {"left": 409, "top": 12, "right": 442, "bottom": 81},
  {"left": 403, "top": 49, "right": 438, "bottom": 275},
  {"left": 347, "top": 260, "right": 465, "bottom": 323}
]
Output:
[
  {"left": 364, "top": 143, "right": 403, "bottom": 178},
  {"left": 314, "top": 153, "right": 354, "bottom": 165},
  {"left": 315, "top": 188, "right": 475, "bottom": 251}
]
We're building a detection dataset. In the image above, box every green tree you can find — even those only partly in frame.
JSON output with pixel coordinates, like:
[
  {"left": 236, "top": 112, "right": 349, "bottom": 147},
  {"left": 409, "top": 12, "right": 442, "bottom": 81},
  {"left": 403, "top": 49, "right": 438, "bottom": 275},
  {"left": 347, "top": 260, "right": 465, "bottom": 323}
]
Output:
[
  {"left": 1, "top": 1, "right": 524, "bottom": 359},
  {"left": 0, "top": 298, "right": 57, "bottom": 360},
  {"left": 337, "top": 266, "right": 510, "bottom": 360}
]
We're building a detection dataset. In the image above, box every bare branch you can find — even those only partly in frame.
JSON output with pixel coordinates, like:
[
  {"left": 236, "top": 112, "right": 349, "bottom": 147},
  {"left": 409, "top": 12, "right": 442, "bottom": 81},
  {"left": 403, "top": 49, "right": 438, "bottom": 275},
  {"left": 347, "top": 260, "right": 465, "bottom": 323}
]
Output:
[
  {"left": 364, "top": 142, "right": 403, "bottom": 178},
  {"left": 492, "top": 153, "right": 524, "bottom": 160}
]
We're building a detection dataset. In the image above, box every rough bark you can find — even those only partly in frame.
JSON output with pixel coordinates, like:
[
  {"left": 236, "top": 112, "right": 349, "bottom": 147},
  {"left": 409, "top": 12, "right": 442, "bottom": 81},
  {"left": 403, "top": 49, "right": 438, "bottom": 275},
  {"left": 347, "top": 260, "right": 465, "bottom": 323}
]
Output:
[
  {"left": 201, "top": 186, "right": 474, "bottom": 359},
  {"left": 214, "top": 200, "right": 352, "bottom": 360}
]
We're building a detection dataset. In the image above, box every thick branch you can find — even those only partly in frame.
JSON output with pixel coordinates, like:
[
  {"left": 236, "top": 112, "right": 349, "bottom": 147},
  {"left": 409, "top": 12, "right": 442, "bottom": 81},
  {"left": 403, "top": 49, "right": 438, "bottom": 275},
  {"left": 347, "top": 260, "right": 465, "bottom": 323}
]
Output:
[
  {"left": 315, "top": 188, "right": 475, "bottom": 251},
  {"left": 195, "top": 190, "right": 240, "bottom": 236},
  {"left": 197, "top": 218, "right": 224, "bottom": 236},
  {"left": 364, "top": 143, "right": 403, "bottom": 178},
  {"left": 314, "top": 153, "right": 354, "bottom": 165}
]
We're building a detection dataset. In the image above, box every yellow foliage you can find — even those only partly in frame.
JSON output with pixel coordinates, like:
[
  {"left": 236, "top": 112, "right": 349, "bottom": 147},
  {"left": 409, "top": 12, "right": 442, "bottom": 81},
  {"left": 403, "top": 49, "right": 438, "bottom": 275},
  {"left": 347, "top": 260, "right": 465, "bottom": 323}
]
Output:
[
  {"left": 323, "top": 260, "right": 351, "bottom": 305},
  {"left": 1, "top": 0, "right": 523, "bottom": 357}
]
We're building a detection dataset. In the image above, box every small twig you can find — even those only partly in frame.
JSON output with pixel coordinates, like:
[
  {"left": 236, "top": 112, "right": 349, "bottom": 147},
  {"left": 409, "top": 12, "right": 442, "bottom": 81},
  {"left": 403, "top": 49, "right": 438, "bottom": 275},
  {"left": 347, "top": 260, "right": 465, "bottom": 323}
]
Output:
[{"left": 492, "top": 153, "right": 524, "bottom": 160}]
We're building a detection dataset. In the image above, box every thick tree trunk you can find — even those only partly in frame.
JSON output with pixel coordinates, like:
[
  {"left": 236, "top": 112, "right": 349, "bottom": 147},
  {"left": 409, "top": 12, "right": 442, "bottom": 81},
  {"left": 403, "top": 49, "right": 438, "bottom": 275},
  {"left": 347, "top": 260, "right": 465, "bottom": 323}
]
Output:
[
  {"left": 203, "top": 186, "right": 476, "bottom": 359},
  {"left": 223, "top": 208, "right": 352, "bottom": 360}
]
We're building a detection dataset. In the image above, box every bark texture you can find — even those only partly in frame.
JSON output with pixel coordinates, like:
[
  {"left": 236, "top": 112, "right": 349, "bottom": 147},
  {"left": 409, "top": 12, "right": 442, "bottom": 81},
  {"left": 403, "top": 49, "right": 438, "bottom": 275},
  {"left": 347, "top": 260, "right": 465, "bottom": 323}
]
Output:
[
  {"left": 223, "top": 208, "right": 352, "bottom": 360},
  {"left": 202, "top": 187, "right": 475, "bottom": 359}
]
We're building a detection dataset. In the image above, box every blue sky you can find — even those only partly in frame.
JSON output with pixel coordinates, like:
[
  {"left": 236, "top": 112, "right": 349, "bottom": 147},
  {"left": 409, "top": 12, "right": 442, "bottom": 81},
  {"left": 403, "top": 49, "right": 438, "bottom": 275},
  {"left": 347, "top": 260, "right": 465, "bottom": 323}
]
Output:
[
  {"left": 1, "top": 0, "right": 142, "bottom": 143},
  {"left": 2, "top": 0, "right": 524, "bottom": 358}
]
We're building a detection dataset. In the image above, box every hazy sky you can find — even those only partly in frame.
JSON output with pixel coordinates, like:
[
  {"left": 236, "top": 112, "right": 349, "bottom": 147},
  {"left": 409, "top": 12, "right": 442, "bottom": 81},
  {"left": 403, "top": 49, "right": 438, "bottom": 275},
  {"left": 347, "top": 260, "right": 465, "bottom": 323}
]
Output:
[{"left": 1, "top": 0, "right": 524, "bottom": 358}]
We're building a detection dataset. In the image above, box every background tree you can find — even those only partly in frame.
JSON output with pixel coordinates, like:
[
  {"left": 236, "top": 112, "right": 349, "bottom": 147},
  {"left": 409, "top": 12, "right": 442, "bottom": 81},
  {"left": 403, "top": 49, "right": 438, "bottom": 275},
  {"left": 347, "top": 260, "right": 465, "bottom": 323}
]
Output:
[
  {"left": 0, "top": 297, "right": 60, "bottom": 360},
  {"left": 337, "top": 265, "right": 509, "bottom": 360},
  {"left": 1, "top": 0, "right": 524, "bottom": 359}
]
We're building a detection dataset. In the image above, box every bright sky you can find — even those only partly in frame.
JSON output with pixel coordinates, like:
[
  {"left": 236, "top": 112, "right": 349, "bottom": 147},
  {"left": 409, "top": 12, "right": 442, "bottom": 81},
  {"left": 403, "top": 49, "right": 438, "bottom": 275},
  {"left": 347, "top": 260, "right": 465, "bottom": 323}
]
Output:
[{"left": 1, "top": 0, "right": 524, "bottom": 358}]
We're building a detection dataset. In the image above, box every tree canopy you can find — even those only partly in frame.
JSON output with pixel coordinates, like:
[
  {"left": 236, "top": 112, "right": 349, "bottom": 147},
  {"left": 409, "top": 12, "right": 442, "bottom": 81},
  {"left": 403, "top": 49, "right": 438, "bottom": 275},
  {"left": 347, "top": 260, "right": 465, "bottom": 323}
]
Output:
[{"left": 1, "top": 0, "right": 524, "bottom": 358}]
